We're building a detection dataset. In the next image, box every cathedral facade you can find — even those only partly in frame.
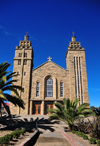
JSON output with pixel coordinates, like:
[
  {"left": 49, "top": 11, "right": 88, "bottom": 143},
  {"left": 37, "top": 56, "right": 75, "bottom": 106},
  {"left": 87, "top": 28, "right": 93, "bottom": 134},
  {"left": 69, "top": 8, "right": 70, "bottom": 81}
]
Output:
[{"left": 10, "top": 35, "right": 89, "bottom": 115}]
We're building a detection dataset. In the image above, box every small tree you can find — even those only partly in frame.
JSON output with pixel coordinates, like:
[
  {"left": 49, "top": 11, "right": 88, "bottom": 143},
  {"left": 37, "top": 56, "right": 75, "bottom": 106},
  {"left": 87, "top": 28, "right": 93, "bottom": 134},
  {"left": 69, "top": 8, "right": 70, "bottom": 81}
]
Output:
[
  {"left": 0, "top": 62, "right": 25, "bottom": 117},
  {"left": 48, "top": 98, "right": 93, "bottom": 130}
]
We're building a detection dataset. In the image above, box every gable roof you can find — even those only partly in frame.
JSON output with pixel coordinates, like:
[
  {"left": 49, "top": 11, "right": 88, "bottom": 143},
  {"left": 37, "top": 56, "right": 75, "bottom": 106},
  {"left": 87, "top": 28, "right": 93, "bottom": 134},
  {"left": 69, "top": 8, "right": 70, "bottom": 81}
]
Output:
[{"left": 32, "top": 61, "right": 67, "bottom": 71}]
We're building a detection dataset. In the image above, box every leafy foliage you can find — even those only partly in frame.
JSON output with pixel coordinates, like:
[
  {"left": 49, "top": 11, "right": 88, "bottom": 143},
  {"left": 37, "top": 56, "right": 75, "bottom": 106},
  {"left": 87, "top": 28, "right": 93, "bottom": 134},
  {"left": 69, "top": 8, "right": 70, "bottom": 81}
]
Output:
[
  {"left": 71, "top": 130, "right": 76, "bottom": 133},
  {"left": 97, "top": 140, "right": 100, "bottom": 146},
  {"left": 0, "top": 62, "right": 25, "bottom": 116},
  {"left": 71, "top": 130, "right": 88, "bottom": 140},
  {"left": 90, "top": 106, "right": 100, "bottom": 116},
  {"left": 89, "top": 137, "right": 96, "bottom": 144},
  {"left": 48, "top": 98, "right": 93, "bottom": 130},
  {"left": 82, "top": 134, "right": 88, "bottom": 140},
  {"left": 0, "top": 128, "right": 27, "bottom": 144}
]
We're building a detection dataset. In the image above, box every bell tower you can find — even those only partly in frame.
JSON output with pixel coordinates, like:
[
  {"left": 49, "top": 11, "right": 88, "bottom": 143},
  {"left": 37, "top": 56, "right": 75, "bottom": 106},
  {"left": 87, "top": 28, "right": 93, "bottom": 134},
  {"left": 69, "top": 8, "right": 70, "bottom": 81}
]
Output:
[
  {"left": 66, "top": 34, "right": 89, "bottom": 104},
  {"left": 10, "top": 34, "right": 33, "bottom": 114}
]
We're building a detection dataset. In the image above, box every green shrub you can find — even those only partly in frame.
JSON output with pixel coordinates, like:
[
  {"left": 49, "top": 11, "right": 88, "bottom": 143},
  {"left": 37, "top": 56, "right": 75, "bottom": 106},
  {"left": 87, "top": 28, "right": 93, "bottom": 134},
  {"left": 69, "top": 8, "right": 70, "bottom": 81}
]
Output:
[
  {"left": 89, "top": 137, "right": 96, "bottom": 144},
  {"left": 9, "top": 134, "right": 13, "bottom": 140},
  {"left": 20, "top": 128, "right": 26, "bottom": 135},
  {"left": 14, "top": 130, "right": 20, "bottom": 139},
  {"left": 82, "top": 135, "right": 88, "bottom": 140},
  {"left": 5, "top": 134, "right": 12, "bottom": 141},
  {"left": 0, "top": 129, "right": 26, "bottom": 145},
  {"left": 71, "top": 130, "right": 76, "bottom": 134},
  {"left": 75, "top": 131, "right": 81, "bottom": 136},
  {"left": 75, "top": 131, "right": 88, "bottom": 140},
  {"left": 11, "top": 131, "right": 16, "bottom": 138},
  {"left": 1, "top": 136, "right": 9, "bottom": 144},
  {"left": 75, "top": 131, "right": 84, "bottom": 137},
  {"left": 97, "top": 140, "right": 100, "bottom": 146},
  {"left": 0, "top": 137, "right": 3, "bottom": 144},
  {"left": 0, "top": 135, "right": 11, "bottom": 144}
]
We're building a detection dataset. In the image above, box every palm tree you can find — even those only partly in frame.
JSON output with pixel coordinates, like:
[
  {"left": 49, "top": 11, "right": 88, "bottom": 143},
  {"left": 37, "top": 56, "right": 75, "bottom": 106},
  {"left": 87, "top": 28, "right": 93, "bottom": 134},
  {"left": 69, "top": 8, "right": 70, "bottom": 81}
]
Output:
[
  {"left": 0, "top": 62, "right": 25, "bottom": 117},
  {"left": 48, "top": 98, "right": 93, "bottom": 130}
]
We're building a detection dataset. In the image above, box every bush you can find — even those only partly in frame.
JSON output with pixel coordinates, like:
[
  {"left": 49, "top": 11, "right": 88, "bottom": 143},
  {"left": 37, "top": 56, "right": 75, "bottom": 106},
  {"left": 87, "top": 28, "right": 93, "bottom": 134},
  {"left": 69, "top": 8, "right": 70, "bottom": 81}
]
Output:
[
  {"left": 82, "top": 135, "right": 88, "bottom": 140},
  {"left": 75, "top": 131, "right": 81, "bottom": 136},
  {"left": 1, "top": 136, "right": 9, "bottom": 144},
  {"left": 7, "top": 134, "right": 13, "bottom": 141},
  {"left": 89, "top": 137, "right": 96, "bottom": 144},
  {"left": 14, "top": 130, "right": 21, "bottom": 139},
  {"left": 0, "top": 137, "right": 3, "bottom": 144},
  {"left": 20, "top": 128, "right": 26, "bottom": 135},
  {"left": 97, "top": 140, "right": 100, "bottom": 146},
  {"left": 71, "top": 130, "right": 76, "bottom": 134},
  {"left": 75, "top": 131, "right": 84, "bottom": 137},
  {"left": 11, "top": 131, "right": 16, "bottom": 138},
  {"left": 0, "top": 135, "right": 10, "bottom": 144},
  {"left": 75, "top": 131, "right": 88, "bottom": 140},
  {"left": 0, "top": 129, "right": 27, "bottom": 145},
  {"left": 4, "top": 134, "right": 10, "bottom": 142}
]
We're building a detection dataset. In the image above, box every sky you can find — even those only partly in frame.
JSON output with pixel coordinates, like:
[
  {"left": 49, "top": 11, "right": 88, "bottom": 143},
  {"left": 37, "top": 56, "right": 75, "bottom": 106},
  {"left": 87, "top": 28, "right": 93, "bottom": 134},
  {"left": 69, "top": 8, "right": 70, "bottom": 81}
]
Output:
[{"left": 0, "top": 0, "right": 100, "bottom": 107}]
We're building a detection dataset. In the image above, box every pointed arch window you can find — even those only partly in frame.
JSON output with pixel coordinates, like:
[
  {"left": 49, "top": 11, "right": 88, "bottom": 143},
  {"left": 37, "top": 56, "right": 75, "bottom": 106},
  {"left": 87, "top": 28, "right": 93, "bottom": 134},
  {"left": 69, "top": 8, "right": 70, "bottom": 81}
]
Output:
[{"left": 46, "top": 78, "right": 53, "bottom": 97}]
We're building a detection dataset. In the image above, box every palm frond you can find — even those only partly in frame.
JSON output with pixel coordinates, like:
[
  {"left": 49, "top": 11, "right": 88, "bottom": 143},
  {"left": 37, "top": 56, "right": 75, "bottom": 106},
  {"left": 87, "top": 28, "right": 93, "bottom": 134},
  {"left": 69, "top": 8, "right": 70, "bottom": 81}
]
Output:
[
  {"left": 55, "top": 102, "right": 64, "bottom": 111},
  {"left": 48, "top": 97, "right": 92, "bottom": 130},
  {"left": 0, "top": 80, "right": 18, "bottom": 89},
  {"left": 48, "top": 113, "right": 59, "bottom": 121},
  {"left": 4, "top": 94, "right": 25, "bottom": 109},
  {"left": 63, "top": 98, "right": 70, "bottom": 109},
  {"left": 6, "top": 72, "right": 18, "bottom": 80},
  {"left": 0, "top": 61, "right": 25, "bottom": 113}
]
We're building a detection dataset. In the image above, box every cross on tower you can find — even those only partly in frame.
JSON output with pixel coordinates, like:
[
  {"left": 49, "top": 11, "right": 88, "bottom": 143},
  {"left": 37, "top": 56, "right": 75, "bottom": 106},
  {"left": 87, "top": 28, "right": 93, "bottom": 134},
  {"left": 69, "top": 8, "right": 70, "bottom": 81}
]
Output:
[
  {"left": 47, "top": 56, "right": 52, "bottom": 61},
  {"left": 72, "top": 32, "right": 75, "bottom": 36}
]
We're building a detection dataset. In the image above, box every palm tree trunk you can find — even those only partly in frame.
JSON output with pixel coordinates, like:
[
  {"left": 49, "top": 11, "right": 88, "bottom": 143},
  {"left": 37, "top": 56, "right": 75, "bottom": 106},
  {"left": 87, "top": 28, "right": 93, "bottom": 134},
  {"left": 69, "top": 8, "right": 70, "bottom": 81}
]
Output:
[{"left": 0, "top": 102, "right": 2, "bottom": 118}]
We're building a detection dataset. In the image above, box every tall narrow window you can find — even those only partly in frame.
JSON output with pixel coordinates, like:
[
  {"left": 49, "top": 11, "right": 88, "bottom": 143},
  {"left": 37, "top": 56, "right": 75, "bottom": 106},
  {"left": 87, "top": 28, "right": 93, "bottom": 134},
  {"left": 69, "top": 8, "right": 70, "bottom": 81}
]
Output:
[
  {"left": 18, "top": 60, "right": 21, "bottom": 65},
  {"left": 36, "top": 82, "right": 39, "bottom": 97},
  {"left": 46, "top": 78, "right": 53, "bottom": 97},
  {"left": 79, "top": 57, "right": 83, "bottom": 103},
  {"left": 60, "top": 82, "right": 63, "bottom": 97},
  {"left": 76, "top": 57, "right": 80, "bottom": 105},
  {"left": 74, "top": 57, "right": 77, "bottom": 98},
  {"left": 24, "top": 60, "right": 27, "bottom": 65},
  {"left": 24, "top": 72, "right": 26, "bottom": 76},
  {"left": 24, "top": 53, "right": 27, "bottom": 57}
]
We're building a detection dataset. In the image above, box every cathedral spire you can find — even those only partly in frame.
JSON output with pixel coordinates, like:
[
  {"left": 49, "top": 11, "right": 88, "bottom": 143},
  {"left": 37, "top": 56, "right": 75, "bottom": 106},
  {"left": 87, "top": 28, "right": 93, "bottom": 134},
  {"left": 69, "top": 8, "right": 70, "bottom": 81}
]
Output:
[
  {"left": 24, "top": 32, "right": 29, "bottom": 41},
  {"left": 71, "top": 32, "right": 76, "bottom": 42}
]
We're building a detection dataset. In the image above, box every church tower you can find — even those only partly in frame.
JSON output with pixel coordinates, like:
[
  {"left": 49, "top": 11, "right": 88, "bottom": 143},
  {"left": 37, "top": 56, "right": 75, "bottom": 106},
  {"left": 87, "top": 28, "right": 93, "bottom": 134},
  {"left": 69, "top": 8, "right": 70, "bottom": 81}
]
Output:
[
  {"left": 66, "top": 34, "right": 89, "bottom": 104},
  {"left": 10, "top": 34, "right": 33, "bottom": 114}
]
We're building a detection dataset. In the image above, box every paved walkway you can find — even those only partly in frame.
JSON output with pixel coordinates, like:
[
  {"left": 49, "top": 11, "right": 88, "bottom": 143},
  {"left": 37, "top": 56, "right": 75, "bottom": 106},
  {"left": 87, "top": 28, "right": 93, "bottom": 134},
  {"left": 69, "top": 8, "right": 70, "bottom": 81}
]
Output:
[
  {"left": 5, "top": 115, "right": 84, "bottom": 146},
  {"left": 34, "top": 116, "right": 71, "bottom": 146}
]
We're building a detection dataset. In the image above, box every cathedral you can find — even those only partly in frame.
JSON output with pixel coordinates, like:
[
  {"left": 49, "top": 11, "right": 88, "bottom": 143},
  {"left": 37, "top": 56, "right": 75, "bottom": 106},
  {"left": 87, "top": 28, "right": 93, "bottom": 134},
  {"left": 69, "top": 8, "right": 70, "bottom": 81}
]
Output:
[{"left": 10, "top": 34, "right": 89, "bottom": 115}]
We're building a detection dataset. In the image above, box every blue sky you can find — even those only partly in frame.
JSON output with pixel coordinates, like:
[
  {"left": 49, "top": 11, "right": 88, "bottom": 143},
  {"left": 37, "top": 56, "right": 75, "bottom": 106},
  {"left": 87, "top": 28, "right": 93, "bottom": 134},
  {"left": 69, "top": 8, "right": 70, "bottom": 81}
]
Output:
[{"left": 0, "top": 0, "right": 100, "bottom": 107}]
